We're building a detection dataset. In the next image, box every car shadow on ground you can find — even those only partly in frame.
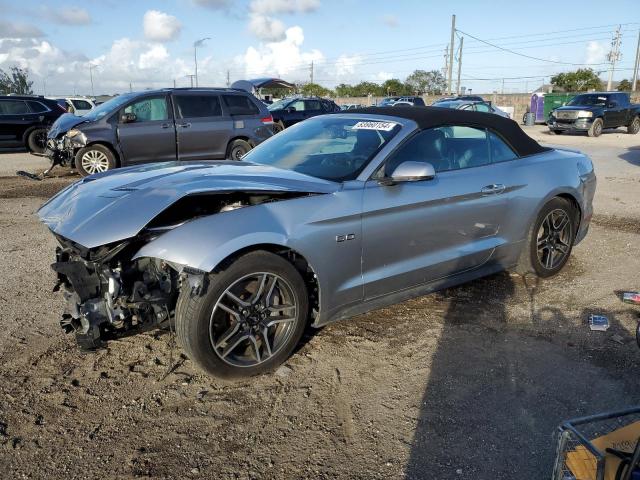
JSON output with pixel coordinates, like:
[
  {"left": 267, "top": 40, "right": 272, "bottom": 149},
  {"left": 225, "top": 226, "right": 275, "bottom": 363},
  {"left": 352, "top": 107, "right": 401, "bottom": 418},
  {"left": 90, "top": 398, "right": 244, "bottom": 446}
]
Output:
[
  {"left": 619, "top": 147, "right": 640, "bottom": 166},
  {"left": 403, "top": 268, "right": 639, "bottom": 479}
]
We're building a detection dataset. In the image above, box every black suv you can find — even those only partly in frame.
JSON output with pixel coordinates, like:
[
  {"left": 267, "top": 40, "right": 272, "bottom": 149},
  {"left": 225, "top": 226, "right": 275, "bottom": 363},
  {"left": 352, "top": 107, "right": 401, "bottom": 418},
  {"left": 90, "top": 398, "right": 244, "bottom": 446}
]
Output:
[
  {"left": 45, "top": 88, "right": 275, "bottom": 176},
  {"left": 0, "top": 95, "right": 66, "bottom": 153},
  {"left": 548, "top": 92, "right": 640, "bottom": 137},
  {"left": 267, "top": 96, "right": 340, "bottom": 131}
]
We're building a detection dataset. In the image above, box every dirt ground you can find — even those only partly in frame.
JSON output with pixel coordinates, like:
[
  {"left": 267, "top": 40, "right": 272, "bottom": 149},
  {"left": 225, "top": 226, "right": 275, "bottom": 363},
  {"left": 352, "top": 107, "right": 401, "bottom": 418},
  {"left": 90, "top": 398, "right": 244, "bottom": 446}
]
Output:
[{"left": 0, "top": 125, "right": 639, "bottom": 479}]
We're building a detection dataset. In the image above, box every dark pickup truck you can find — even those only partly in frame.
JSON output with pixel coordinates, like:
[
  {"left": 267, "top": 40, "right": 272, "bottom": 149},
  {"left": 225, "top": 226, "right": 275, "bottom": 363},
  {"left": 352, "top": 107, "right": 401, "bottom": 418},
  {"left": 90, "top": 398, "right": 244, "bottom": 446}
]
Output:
[{"left": 548, "top": 92, "right": 640, "bottom": 137}]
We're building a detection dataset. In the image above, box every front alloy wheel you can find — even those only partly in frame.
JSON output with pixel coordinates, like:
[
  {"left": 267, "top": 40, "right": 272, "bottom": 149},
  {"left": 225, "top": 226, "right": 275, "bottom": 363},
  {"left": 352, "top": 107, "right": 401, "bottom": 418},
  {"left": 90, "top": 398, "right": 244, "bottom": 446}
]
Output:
[
  {"left": 175, "top": 250, "right": 309, "bottom": 379},
  {"left": 75, "top": 145, "right": 117, "bottom": 177}
]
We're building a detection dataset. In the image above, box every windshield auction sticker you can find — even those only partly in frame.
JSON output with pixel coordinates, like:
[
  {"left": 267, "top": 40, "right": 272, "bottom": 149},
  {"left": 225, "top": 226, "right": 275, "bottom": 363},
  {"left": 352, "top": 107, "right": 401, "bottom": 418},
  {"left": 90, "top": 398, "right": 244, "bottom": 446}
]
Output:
[{"left": 352, "top": 121, "right": 397, "bottom": 131}]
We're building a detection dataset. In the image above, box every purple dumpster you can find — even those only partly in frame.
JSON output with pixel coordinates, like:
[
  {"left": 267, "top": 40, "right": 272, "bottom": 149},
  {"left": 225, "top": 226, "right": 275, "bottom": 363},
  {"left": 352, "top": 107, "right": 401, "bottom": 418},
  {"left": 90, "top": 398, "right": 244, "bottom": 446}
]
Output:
[{"left": 530, "top": 93, "right": 545, "bottom": 123}]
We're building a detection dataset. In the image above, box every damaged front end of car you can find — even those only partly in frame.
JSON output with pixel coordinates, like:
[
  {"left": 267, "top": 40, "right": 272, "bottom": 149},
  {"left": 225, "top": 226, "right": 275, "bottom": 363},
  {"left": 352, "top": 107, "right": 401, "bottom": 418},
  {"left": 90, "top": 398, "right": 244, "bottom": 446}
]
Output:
[
  {"left": 52, "top": 233, "right": 180, "bottom": 350},
  {"left": 45, "top": 128, "right": 87, "bottom": 170}
]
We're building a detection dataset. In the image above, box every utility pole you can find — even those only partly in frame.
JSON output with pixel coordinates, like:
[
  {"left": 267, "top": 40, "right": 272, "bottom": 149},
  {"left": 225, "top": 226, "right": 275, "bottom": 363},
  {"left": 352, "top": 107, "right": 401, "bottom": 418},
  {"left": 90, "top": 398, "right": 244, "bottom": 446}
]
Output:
[
  {"left": 501, "top": 78, "right": 505, "bottom": 94},
  {"left": 186, "top": 74, "right": 196, "bottom": 88},
  {"left": 173, "top": 79, "right": 176, "bottom": 88},
  {"left": 129, "top": 82, "right": 132, "bottom": 92},
  {"left": 447, "top": 14, "right": 456, "bottom": 95},
  {"left": 456, "top": 36, "right": 464, "bottom": 95},
  {"left": 442, "top": 45, "right": 449, "bottom": 86},
  {"left": 226, "top": 70, "right": 230, "bottom": 87},
  {"left": 310, "top": 61, "right": 314, "bottom": 84},
  {"left": 632, "top": 29, "right": 640, "bottom": 92},
  {"left": 606, "top": 25, "right": 622, "bottom": 91},
  {"left": 88, "top": 64, "right": 98, "bottom": 97}
]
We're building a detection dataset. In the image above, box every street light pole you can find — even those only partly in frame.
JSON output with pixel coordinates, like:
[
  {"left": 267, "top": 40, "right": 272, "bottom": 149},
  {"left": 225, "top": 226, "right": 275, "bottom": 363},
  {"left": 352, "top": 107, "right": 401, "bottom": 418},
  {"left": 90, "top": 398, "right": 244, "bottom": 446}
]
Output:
[
  {"left": 88, "top": 64, "right": 98, "bottom": 97},
  {"left": 193, "top": 37, "right": 211, "bottom": 88}
]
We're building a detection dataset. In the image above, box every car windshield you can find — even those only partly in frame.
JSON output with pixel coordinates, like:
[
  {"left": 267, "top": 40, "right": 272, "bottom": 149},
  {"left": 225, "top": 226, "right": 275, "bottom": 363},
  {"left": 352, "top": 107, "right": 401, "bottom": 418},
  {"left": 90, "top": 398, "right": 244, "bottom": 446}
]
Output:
[
  {"left": 82, "top": 93, "right": 136, "bottom": 120},
  {"left": 567, "top": 94, "right": 608, "bottom": 107},
  {"left": 242, "top": 116, "right": 402, "bottom": 182},
  {"left": 267, "top": 98, "right": 291, "bottom": 111}
]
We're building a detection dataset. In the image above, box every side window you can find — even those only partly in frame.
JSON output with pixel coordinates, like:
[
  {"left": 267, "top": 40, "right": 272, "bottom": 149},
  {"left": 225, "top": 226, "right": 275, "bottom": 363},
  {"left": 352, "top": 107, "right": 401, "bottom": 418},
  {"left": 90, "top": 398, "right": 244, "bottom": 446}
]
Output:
[
  {"left": 221, "top": 94, "right": 259, "bottom": 115},
  {"left": 475, "top": 103, "right": 491, "bottom": 113},
  {"left": 72, "top": 99, "right": 93, "bottom": 110},
  {"left": 289, "top": 100, "right": 305, "bottom": 111},
  {"left": 0, "top": 100, "right": 30, "bottom": 115},
  {"left": 175, "top": 95, "right": 222, "bottom": 118},
  {"left": 305, "top": 100, "right": 321, "bottom": 111},
  {"left": 382, "top": 126, "right": 491, "bottom": 177},
  {"left": 488, "top": 131, "right": 518, "bottom": 163},
  {"left": 321, "top": 100, "right": 334, "bottom": 112},
  {"left": 27, "top": 101, "right": 50, "bottom": 113},
  {"left": 615, "top": 93, "right": 629, "bottom": 106},
  {"left": 123, "top": 97, "right": 168, "bottom": 122}
]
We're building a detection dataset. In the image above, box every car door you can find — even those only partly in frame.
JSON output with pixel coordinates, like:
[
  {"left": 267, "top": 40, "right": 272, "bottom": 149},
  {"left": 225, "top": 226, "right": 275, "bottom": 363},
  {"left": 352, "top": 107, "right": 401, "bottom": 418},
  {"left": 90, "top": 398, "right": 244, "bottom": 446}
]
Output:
[
  {"left": 283, "top": 100, "right": 306, "bottom": 127},
  {"left": 116, "top": 95, "right": 177, "bottom": 165},
  {"left": 0, "top": 100, "right": 33, "bottom": 146},
  {"left": 303, "top": 99, "right": 324, "bottom": 120},
  {"left": 173, "top": 92, "right": 232, "bottom": 160},
  {"left": 361, "top": 126, "right": 511, "bottom": 300},
  {"left": 605, "top": 93, "right": 629, "bottom": 127}
]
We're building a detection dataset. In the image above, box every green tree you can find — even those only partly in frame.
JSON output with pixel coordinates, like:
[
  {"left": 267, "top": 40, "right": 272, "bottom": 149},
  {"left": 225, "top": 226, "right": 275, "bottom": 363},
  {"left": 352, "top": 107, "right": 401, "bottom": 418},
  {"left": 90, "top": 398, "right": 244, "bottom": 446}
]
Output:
[
  {"left": 405, "top": 69, "right": 445, "bottom": 95},
  {"left": 550, "top": 68, "right": 603, "bottom": 92},
  {"left": 0, "top": 66, "right": 34, "bottom": 95},
  {"left": 381, "top": 78, "right": 410, "bottom": 96},
  {"left": 617, "top": 79, "right": 632, "bottom": 91},
  {"left": 300, "top": 82, "right": 333, "bottom": 97},
  {"left": 351, "top": 81, "right": 384, "bottom": 96}
]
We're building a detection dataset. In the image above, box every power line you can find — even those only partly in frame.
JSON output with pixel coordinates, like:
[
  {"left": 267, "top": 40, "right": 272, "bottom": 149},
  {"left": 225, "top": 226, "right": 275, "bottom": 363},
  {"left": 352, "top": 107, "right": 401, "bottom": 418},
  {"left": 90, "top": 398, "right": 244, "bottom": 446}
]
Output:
[{"left": 456, "top": 28, "right": 611, "bottom": 66}]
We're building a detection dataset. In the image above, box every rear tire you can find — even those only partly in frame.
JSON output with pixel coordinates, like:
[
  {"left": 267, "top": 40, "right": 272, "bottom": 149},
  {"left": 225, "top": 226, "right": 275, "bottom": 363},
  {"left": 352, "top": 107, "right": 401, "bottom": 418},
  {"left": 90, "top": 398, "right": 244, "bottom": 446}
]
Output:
[
  {"left": 175, "top": 251, "right": 309, "bottom": 379},
  {"left": 75, "top": 145, "right": 117, "bottom": 177},
  {"left": 628, "top": 116, "right": 640, "bottom": 135},
  {"left": 26, "top": 128, "right": 48, "bottom": 154},
  {"left": 226, "top": 139, "right": 252, "bottom": 160},
  {"left": 516, "top": 197, "right": 576, "bottom": 278},
  {"left": 587, "top": 118, "right": 603, "bottom": 137}
]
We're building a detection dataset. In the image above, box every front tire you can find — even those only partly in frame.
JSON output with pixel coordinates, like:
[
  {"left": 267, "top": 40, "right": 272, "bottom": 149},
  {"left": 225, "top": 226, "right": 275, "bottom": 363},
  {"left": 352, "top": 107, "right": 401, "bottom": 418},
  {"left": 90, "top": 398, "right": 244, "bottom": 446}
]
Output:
[
  {"left": 26, "top": 128, "right": 48, "bottom": 154},
  {"left": 628, "top": 116, "right": 640, "bottom": 135},
  {"left": 549, "top": 129, "right": 563, "bottom": 135},
  {"left": 516, "top": 197, "right": 576, "bottom": 278},
  {"left": 175, "top": 251, "right": 309, "bottom": 379},
  {"left": 587, "top": 118, "right": 603, "bottom": 137},
  {"left": 75, "top": 145, "right": 116, "bottom": 177}
]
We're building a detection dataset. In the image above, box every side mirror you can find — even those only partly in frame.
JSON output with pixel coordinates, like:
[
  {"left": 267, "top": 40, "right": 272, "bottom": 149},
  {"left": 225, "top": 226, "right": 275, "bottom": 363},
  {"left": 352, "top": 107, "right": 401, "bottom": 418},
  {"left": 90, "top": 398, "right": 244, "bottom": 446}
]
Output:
[
  {"left": 380, "top": 161, "right": 436, "bottom": 185},
  {"left": 607, "top": 102, "right": 617, "bottom": 108},
  {"left": 120, "top": 112, "right": 137, "bottom": 123},
  {"left": 285, "top": 106, "right": 296, "bottom": 113}
]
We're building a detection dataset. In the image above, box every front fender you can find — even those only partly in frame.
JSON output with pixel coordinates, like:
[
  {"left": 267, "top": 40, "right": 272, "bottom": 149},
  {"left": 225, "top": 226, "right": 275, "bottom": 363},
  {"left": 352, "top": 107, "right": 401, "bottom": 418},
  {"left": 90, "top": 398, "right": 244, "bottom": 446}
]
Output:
[{"left": 132, "top": 204, "right": 292, "bottom": 272}]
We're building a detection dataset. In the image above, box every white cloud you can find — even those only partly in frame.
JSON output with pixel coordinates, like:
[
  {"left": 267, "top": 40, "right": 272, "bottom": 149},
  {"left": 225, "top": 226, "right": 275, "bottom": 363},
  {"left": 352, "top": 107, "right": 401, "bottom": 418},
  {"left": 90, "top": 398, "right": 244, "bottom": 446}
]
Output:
[
  {"left": 381, "top": 14, "right": 398, "bottom": 28},
  {"left": 585, "top": 41, "right": 606, "bottom": 65},
  {"left": 143, "top": 10, "right": 182, "bottom": 42},
  {"left": 250, "top": 0, "right": 320, "bottom": 15},
  {"left": 0, "top": 20, "right": 44, "bottom": 39},
  {"left": 248, "top": 13, "right": 286, "bottom": 41},
  {"left": 334, "top": 54, "right": 362, "bottom": 77},
  {"left": 53, "top": 6, "right": 92, "bottom": 25},
  {"left": 376, "top": 71, "right": 393, "bottom": 82},
  {"left": 235, "top": 26, "right": 323, "bottom": 81}
]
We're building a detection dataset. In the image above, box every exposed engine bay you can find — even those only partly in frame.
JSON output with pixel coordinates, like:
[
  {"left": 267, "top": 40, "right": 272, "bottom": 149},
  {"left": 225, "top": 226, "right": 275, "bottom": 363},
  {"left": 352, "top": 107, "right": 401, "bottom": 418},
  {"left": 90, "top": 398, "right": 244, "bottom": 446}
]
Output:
[{"left": 51, "top": 191, "right": 309, "bottom": 349}]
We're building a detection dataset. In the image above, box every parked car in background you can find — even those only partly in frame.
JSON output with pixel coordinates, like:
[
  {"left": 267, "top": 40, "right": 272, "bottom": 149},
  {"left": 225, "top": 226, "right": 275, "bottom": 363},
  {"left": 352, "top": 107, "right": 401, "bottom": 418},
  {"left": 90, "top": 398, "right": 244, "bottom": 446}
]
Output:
[
  {"left": 378, "top": 96, "right": 426, "bottom": 107},
  {"left": 433, "top": 95, "right": 486, "bottom": 104},
  {"left": 65, "top": 97, "right": 96, "bottom": 115},
  {"left": 0, "top": 95, "right": 66, "bottom": 153},
  {"left": 39, "top": 106, "right": 595, "bottom": 378},
  {"left": 547, "top": 92, "right": 640, "bottom": 137},
  {"left": 44, "top": 87, "right": 274, "bottom": 176},
  {"left": 268, "top": 96, "right": 340, "bottom": 131},
  {"left": 341, "top": 103, "right": 365, "bottom": 110},
  {"left": 433, "top": 99, "right": 510, "bottom": 118}
]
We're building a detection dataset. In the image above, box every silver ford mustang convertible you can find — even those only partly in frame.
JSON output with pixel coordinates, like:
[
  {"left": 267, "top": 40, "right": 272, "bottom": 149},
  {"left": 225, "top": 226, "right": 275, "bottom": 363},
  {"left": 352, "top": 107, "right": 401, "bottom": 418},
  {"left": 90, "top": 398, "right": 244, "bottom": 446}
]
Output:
[{"left": 38, "top": 107, "right": 596, "bottom": 378}]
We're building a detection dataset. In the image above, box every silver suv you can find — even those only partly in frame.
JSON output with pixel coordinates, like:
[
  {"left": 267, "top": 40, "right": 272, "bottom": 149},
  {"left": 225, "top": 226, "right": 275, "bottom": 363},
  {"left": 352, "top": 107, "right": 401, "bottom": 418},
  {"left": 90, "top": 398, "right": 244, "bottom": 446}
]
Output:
[{"left": 44, "top": 88, "right": 275, "bottom": 176}]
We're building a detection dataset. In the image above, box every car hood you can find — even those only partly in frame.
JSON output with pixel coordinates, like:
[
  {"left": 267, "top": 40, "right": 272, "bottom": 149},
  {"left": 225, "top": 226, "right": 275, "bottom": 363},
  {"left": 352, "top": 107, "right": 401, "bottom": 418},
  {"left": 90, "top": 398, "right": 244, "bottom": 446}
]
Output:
[
  {"left": 38, "top": 161, "right": 339, "bottom": 249},
  {"left": 47, "top": 113, "right": 89, "bottom": 139},
  {"left": 554, "top": 105, "right": 600, "bottom": 112}
]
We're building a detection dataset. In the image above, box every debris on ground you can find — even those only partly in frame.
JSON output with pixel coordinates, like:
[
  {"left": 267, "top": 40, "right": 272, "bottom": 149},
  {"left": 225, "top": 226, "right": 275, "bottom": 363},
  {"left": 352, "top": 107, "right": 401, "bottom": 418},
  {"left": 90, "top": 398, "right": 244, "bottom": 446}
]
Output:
[
  {"left": 589, "top": 314, "right": 610, "bottom": 331},
  {"left": 622, "top": 292, "right": 640, "bottom": 305}
]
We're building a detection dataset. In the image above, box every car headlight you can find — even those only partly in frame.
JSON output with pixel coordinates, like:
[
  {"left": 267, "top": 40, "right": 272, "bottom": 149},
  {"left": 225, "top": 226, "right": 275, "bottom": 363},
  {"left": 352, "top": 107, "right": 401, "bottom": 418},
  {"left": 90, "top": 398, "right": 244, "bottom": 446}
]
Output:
[
  {"left": 64, "top": 129, "right": 87, "bottom": 146},
  {"left": 66, "top": 129, "right": 82, "bottom": 138},
  {"left": 576, "top": 111, "right": 593, "bottom": 118}
]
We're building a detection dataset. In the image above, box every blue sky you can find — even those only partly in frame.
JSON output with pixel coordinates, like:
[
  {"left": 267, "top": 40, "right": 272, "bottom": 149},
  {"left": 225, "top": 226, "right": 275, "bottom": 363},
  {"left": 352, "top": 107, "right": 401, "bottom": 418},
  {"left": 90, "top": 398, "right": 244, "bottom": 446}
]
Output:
[{"left": 0, "top": 0, "right": 638, "bottom": 95}]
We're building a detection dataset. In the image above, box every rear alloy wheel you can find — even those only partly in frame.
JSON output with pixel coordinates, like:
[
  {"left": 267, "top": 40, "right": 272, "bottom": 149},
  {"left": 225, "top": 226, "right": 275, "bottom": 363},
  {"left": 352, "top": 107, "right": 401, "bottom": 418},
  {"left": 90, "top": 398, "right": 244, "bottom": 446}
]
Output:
[
  {"left": 175, "top": 251, "right": 309, "bottom": 379},
  {"left": 75, "top": 145, "right": 117, "bottom": 177},
  {"left": 227, "top": 139, "right": 252, "bottom": 160},
  {"left": 628, "top": 116, "right": 640, "bottom": 135},
  {"left": 516, "top": 197, "right": 576, "bottom": 278},
  {"left": 27, "top": 128, "right": 48, "bottom": 154},
  {"left": 587, "top": 118, "right": 603, "bottom": 137}
]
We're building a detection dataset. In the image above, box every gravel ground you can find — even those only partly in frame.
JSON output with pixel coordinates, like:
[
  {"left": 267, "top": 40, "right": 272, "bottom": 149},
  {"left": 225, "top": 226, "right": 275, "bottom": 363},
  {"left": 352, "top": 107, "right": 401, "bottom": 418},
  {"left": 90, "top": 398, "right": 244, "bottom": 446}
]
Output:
[{"left": 0, "top": 125, "right": 639, "bottom": 479}]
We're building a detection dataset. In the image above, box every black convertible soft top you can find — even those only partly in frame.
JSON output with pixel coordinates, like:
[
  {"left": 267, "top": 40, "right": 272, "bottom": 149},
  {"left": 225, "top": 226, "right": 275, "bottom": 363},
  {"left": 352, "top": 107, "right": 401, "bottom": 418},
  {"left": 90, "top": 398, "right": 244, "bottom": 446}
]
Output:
[{"left": 349, "top": 106, "right": 550, "bottom": 157}]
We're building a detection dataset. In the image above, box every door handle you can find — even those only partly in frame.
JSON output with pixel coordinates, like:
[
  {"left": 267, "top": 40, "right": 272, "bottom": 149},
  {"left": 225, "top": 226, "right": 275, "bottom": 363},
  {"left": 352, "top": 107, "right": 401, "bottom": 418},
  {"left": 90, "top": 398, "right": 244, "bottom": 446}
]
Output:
[
  {"left": 177, "top": 122, "right": 191, "bottom": 128},
  {"left": 161, "top": 123, "right": 171, "bottom": 129},
  {"left": 481, "top": 184, "right": 506, "bottom": 195}
]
